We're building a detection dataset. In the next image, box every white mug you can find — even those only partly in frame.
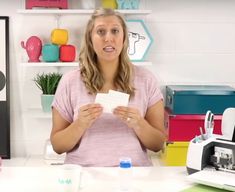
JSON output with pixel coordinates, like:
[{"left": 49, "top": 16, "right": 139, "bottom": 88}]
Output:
[{"left": 57, "top": 164, "right": 82, "bottom": 192}]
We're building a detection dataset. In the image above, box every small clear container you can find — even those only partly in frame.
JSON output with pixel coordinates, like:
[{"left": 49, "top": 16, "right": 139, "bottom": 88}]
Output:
[{"left": 119, "top": 157, "right": 132, "bottom": 191}]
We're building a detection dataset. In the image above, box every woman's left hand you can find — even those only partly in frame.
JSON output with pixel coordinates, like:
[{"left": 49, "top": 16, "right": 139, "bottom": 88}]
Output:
[{"left": 113, "top": 106, "right": 142, "bottom": 129}]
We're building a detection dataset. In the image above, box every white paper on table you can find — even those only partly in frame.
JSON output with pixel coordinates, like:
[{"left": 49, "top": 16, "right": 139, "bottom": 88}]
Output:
[{"left": 95, "top": 90, "right": 130, "bottom": 113}]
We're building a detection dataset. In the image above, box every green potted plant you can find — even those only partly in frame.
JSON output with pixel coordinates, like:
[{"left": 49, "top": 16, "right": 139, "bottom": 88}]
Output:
[{"left": 33, "top": 72, "right": 62, "bottom": 112}]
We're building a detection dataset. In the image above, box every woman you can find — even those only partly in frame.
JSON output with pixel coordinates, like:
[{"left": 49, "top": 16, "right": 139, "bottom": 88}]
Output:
[{"left": 50, "top": 8, "right": 166, "bottom": 166}]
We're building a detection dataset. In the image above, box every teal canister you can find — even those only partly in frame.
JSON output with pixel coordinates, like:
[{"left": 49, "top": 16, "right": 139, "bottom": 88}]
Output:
[{"left": 42, "top": 44, "right": 59, "bottom": 62}]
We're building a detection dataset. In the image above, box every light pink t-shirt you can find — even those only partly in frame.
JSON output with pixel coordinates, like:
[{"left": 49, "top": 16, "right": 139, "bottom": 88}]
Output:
[{"left": 52, "top": 65, "right": 163, "bottom": 167}]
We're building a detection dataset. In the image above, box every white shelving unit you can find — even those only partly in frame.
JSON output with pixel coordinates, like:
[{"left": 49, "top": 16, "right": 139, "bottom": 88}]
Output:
[
  {"left": 20, "top": 62, "right": 79, "bottom": 67},
  {"left": 20, "top": 61, "right": 151, "bottom": 67},
  {"left": 17, "top": 9, "right": 152, "bottom": 15}
]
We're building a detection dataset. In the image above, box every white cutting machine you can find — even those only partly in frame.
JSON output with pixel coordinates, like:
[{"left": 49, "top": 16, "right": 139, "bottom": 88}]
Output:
[{"left": 186, "top": 108, "right": 235, "bottom": 191}]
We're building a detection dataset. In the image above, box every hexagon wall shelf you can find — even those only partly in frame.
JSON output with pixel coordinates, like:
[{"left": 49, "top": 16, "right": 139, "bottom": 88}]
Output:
[{"left": 126, "top": 19, "right": 153, "bottom": 61}]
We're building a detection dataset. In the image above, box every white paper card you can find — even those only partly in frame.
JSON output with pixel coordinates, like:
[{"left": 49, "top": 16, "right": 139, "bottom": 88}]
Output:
[{"left": 95, "top": 90, "right": 130, "bottom": 113}]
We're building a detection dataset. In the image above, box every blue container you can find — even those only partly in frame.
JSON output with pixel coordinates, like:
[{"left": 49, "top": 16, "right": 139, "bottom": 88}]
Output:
[
  {"left": 42, "top": 44, "right": 59, "bottom": 62},
  {"left": 165, "top": 85, "right": 235, "bottom": 114}
]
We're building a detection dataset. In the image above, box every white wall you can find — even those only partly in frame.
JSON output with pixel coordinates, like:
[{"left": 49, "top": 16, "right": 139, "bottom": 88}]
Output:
[
  {"left": 1, "top": 0, "right": 235, "bottom": 157},
  {"left": 146, "top": 0, "right": 235, "bottom": 86}
]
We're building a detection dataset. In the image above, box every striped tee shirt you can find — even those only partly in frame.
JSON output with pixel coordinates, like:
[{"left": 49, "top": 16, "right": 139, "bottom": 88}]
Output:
[{"left": 52, "top": 65, "right": 163, "bottom": 167}]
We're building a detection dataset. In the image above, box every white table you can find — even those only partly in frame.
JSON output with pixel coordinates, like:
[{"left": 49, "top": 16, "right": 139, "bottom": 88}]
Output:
[{"left": 0, "top": 165, "right": 194, "bottom": 192}]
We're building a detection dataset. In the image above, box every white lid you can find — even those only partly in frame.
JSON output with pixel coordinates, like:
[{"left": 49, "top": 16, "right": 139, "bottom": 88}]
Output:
[{"left": 221, "top": 108, "right": 235, "bottom": 140}]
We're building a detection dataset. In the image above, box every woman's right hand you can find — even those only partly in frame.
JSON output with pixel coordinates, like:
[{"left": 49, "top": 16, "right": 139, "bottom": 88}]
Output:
[{"left": 76, "top": 103, "right": 103, "bottom": 130}]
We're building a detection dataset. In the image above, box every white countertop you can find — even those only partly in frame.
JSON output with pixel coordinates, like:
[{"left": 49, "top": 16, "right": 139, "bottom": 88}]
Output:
[
  {"left": 0, "top": 155, "right": 195, "bottom": 192},
  {"left": 0, "top": 165, "right": 193, "bottom": 192}
]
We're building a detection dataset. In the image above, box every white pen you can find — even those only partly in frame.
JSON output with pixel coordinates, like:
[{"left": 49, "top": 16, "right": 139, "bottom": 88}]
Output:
[
  {"left": 199, "top": 127, "right": 205, "bottom": 140},
  {"left": 207, "top": 113, "right": 214, "bottom": 138},
  {"left": 204, "top": 110, "right": 211, "bottom": 130},
  {"left": 204, "top": 110, "right": 215, "bottom": 139}
]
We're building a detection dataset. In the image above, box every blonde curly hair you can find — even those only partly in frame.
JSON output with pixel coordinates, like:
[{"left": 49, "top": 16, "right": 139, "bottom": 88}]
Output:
[{"left": 79, "top": 8, "right": 135, "bottom": 96}]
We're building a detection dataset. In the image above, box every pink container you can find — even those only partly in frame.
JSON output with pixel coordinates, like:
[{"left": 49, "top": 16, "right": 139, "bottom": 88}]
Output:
[
  {"left": 26, "top": 0, "right": 68, "bottom": 9},
  {"left": 164, "top": 109, "right": 222, "bottom": 142}
]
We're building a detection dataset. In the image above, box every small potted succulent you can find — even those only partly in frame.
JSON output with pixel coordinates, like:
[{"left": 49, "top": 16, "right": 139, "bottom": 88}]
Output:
[{"left": 33, "top": 72, "right": 62, "bottom": 112}]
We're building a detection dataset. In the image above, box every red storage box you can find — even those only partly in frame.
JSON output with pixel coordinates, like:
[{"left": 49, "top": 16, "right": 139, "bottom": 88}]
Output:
[
  {"left": 26, "top": 0, "right": 68, "bottom": 9},
  {"left": 164, "top": 109, "right": 222, "bottom": 142}
]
